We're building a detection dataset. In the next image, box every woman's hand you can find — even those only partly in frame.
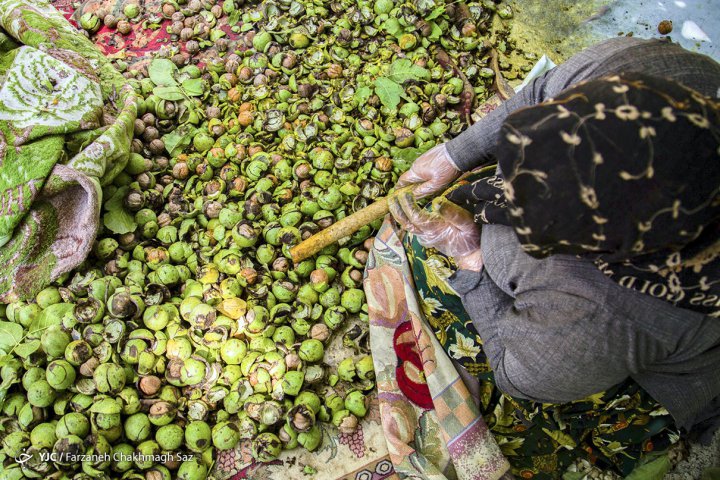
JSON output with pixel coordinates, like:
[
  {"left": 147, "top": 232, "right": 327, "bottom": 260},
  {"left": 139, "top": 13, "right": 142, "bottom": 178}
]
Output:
[
  {"left": 396, "top": 143, "right": 462, "bottom": 199},
  {"left": 389, "top": 191, "right": 483, "bottom": 272}
]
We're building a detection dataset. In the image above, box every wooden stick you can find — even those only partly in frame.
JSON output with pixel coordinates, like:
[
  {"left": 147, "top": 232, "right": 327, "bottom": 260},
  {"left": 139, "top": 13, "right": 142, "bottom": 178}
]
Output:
[{"left": 290, "top": 186, "right": 415, "bottom": 263}]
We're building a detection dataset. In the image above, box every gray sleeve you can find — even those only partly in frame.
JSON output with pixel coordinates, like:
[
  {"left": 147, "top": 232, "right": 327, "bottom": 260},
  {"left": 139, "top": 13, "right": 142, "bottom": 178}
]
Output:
[{"left": 445, "top": 37, "right": 720, "bottom": 172}]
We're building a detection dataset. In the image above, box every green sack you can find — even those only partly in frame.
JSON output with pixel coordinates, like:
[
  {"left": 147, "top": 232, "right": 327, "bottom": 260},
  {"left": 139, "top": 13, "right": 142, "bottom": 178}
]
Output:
[{"left": 0, "top": 0, "right": 137, "bottom": 302}]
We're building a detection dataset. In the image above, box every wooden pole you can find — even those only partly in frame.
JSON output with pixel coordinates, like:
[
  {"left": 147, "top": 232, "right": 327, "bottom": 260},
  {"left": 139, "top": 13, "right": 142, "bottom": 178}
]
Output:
[{"left": 289, "top": 186, "right": 415, "bottom": 263}]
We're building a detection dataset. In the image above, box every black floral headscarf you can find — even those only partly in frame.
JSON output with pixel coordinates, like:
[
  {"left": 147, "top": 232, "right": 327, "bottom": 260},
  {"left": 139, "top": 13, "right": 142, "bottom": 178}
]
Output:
[{"left": 449, "top": 72, "right": 720, "bottom": 315}]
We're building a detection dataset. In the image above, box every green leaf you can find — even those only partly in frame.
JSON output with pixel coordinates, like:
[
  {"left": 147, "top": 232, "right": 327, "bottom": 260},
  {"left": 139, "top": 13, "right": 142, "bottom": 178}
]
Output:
[
  {"left": 0, "top": 354, "right": 13, "bottom": 367},
  {"left": 103, "top": 187, "right": 136, "bottom": 235},
  {"left": 104, "top": 208, "right": 136, "bottom": 235},
  {"left": 0, "top": 322, "right": 23, "bottom": 352},
  {"left": 354, "top": 86, "right": 373, "bottom": 106},
  {"left": 181, "top": 78, "right": 205, "bottom": 97},
  {"left": 30, "top": 303, "right": 74, "bottom": 332},
  {"left": 374, "top": 77, "right": 404, "bottom": 110},
  {"left": 399, "top": 101, "right": 420, "bottom": 117},
  {"left": 625, "top": 454, "right": 671, "bottom": 480},
  {"left": 428, "top": 22, "right": 442, "bottom": 42},
  {"left": 382, "top": 17, "right": 403, "bottom": 38},
  {"left": 14, "top": 340, "right": 40, "bottom": 358},
  {"left": 393, "top": 147, "right": 425, "bottom": 163},
  {"left": 148, "top": 58, "right": 178, "bottom": 86},
  {"left": 153, "top": 85, "right": 186, "bottom": 101},
  {"left": 426, "top": 6, "right": 445, "bottom": 20},
  {"left": 162, "top": 124, "right": 196, "bottom": 157},
  {"left": 387, "top": 59, "right": 430, "bottom": 84}
]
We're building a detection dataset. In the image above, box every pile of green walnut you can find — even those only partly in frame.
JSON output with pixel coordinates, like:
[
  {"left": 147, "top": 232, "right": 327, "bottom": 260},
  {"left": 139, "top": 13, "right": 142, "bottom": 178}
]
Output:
[{"left": 0, "top": 0, "right": 533, "bottom": 479}]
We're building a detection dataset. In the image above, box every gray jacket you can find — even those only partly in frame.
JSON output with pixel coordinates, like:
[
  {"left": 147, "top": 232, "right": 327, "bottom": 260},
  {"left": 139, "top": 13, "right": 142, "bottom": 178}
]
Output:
[
  {"left": 449, "top": 225, "right": 720, "bottom": 432},
  {"left": 444, "top": 38, "right": 720, "bottom": 432}
]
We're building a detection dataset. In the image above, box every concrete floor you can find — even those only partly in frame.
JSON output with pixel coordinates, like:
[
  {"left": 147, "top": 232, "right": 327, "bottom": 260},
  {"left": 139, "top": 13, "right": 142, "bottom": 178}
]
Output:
[
  {"left": 590, "top": 0, "right": 719, "bottom": 61},
  {"left": 506, "top": 0, "right": 719, "bottom": 64}
]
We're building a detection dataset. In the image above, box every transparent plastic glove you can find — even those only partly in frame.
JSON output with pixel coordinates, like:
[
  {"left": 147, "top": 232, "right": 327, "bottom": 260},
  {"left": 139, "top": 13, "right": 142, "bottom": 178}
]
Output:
[
  {"left": 389, "top": 191, "right": 484, "bottom": 271},
  {"left": 396, "top": 143, "right": 461, "bottom": 199}
]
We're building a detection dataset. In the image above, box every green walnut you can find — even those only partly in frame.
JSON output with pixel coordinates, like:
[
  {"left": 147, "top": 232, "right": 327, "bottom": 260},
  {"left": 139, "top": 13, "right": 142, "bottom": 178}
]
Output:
[
  {"left": 65, "top": 340, "right": 93, "bottom": 366},
  {"left": 134, "top": 440, "right": 160, "bottom": 469},
  {"left": 356, "top": 355, "right": 375, "bottom": 380},
  {"left": 22, "top": 367, "right": 45, "bottom": 391},
  {"left": 143, "top": 305, "right": 171, "bottom": 331},
  {"left": 298, "top": 339, "right": 324, "bottom": 363},
  {"left": 3, "top": 431, "right": 30, "bottom": 458},
  {"left": 93, "top": 363, "right": 126, "bottom": 394},
  {"left": 125, "top": 413, "right": 152, "bottom": 443},
  {"left": 185, "top": 420, "right": 212, "bottom": 452},
  {"left": 56, "top": 412, "right": 90, "bottom": 438},
  {"left": 220, "top": 338, "right": 247, "bottom": 365},
  {"left": 111, "top": 443, "right": 135, "bottom": 473},
  {"left": 52, "top": 435, "right": 84, "bottom": 467},
  {"left": 46, "top": 360, "right": 76, "bottom": 390},
  {"left": 156, "top": 424, "right": 184, "bottom": 450},
  {"left": 177, "top": 458, "right": 208, "bottom": 480},
  {"left": 212, "top": 421, "right": 240, "bottom": 450},
  {"left": 282, "top": 370, "right": 305, "bottom": 396},
  {"left": 337, "top": 358, "right": 357, "bottom": 382},
  {"left": 252, "top": 432, "right": 282, "bottom": 462},
  {"left": 27, "top": 380, "right": 56, "bottom": 408},
  {"left": 345, "top": 390, "right": 369, "bottom": 417},
  {"left": 30, "top": 422, "right": 57, "bottom": 449},
  {"left": 41, "top": 326, "right": 71, "bottom": 358},
  {"left": 341, "top": 288, "right": 366, "bottom": 313},
  {"left": 148, "top": 401, "right": 177, "bottom": 426},
  {"left": 297, "top": 425, "right": 322, "bottom": 452}
]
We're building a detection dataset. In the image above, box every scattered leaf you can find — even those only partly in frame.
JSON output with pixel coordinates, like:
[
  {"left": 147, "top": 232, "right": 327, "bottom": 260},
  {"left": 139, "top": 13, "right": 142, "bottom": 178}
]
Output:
[
  {"left": 104, "top": 208, "right": 136, "bottom": 235},
  {"left": 30, "top": 303, "right": 74, "bottom": 332},
  {"left": 181, "top": 78, "right": 205, "bottom": 97},
  {"left": 428, "top": 22, "right": 443, "bottom": 42},
  {"left": 354, "top": 86, "right": 373, "bottom": 106},
  {"left": 103, "top": 187, "right": 136, "bottom": 235},
  {"left": 387, "top": 59, "right": 430, "bottom": 84},
  {"left": 374, "top": 77, "right": 404, "bottom": 110},
  {"left": 153, "top": 85, "right": 186, "bottom": 101},
  {"left": 625, "top": 454, "right": 671, "bottom": 480},
  {"left": 163, "top": 124, "right": 196, "bottom": 157},
  {"left": 541, "top": 427, "right": 577, "bottom": 450},
  {"left": 0, "top": 322, "right": 23, "bottom": 353},
  {"left": 148, "top": 58, "right": 178, "bottom": 87},
  {"left": 14, "top": 340, "right": 40, "bottom": 358},
  {"left": 426, "top": 6, "right": 445, "bottom": 20},
  {"left": 382, "top": 18, "right": 403, "bottom": 38},
  {"left": 392, "top": 146, "right": 429, "bottom": 163},
  {"left": 0, "top": 354, "right": 13, "bottom": 367}
]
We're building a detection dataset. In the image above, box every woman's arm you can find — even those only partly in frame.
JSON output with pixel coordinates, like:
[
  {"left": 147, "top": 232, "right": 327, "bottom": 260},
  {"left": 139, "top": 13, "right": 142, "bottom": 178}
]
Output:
[{"left": 445, "top": 36, "right": 720, "bottom": 172}]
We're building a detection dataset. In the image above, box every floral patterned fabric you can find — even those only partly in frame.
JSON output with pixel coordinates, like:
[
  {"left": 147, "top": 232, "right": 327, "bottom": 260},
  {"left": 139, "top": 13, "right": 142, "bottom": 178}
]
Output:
[
  {"left": 365, "top": 218, "right": 511, "bottom": 480},
  {"left": 395, "top": 167, "right": 681, "bottom": 479},
  {"left": 0, "top": 0, "right": 137, "bottom": 302}
]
